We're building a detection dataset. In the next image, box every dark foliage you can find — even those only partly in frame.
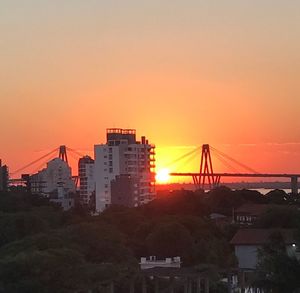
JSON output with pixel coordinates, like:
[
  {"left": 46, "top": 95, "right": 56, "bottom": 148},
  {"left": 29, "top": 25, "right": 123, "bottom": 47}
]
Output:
[
  {"left": 253, "top": 231, "right": 300, "bottom": 293},
  {"left": 1, "top": 187, "right": 295, "bottom": 291},
  {"left": 254, "top": 206, "right": 300, "bottom": 228},
  {"left": 265, "top": 189, "right": 289, "bottom": 204}
]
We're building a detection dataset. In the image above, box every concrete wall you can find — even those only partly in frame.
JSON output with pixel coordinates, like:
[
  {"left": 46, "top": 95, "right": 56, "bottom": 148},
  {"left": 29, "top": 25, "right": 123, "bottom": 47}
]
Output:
[
  {"left": 235, "top": 245, "right": 260, "bottom": 269},
  {"left": 235, "top": 244, "right": 300, "bottom": 270}
]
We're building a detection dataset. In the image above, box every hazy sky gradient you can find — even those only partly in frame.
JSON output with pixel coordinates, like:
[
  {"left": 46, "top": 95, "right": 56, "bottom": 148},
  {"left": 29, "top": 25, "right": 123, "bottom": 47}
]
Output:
[{"left": 1, "top": 1, "right": 300, "bottom": 176}]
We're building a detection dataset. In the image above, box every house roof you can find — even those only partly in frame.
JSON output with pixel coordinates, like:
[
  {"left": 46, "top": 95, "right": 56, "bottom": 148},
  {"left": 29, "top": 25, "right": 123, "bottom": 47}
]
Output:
[
  {"left": 210, "top": 213, "right": 227, "bottom": 219},
  {"left": 235, "top": 204, "right": 279, "bottom": 216},
  {"left": 230, "top": 229, "right": 296, "bottom": 245}
]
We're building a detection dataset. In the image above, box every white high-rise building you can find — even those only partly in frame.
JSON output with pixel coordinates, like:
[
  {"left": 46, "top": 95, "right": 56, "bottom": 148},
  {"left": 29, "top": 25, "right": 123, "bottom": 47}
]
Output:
[{"left": 94, "top": 128, "right": 155, "bottom": 212}]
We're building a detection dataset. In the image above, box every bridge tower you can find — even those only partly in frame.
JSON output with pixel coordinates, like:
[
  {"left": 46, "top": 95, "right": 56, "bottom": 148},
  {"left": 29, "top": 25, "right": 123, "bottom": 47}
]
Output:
[
  {"left": 193, "top": 144, "right": 220, "bottom": 190},
  {"left": 59, "top": 145, "right": 68, "bottom": 164},
  {"left": 291, "top": 176, "right": 298, "bottom": 195}
]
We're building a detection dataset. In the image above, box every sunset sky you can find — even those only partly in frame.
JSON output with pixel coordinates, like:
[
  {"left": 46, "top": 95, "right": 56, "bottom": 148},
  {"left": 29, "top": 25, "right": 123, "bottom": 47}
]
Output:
[{"left": 1, "top": 1, "right": 300, "bottom": 179}]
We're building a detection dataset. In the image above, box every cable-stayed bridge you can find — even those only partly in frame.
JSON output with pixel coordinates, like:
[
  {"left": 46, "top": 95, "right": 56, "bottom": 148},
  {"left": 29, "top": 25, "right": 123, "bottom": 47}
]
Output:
[
  {"left": 8, "top": 144, "right": 300, "bottom": 194},
  {"left": 169, "top": 144, "right": 300, "bottom": 194}
]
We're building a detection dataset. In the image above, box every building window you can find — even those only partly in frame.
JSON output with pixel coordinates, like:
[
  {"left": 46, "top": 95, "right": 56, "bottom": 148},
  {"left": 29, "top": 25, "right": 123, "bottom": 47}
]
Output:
[{"left": 109, "top": 168, "right": 113, "bottom": 173}]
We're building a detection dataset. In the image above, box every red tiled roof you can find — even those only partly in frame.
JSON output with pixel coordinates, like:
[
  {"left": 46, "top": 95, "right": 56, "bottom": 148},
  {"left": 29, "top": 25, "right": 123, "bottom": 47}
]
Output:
[{"left": 230, "top": 229, "right": 296, "bottom": 245}]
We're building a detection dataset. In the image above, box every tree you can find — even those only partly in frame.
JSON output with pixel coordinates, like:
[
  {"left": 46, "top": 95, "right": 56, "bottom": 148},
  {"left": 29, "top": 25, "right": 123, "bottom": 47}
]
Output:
[
  {"left": 265, "top": 189, "right": 288, "bottom": 204},
  {"left": 253, "top": 231, "right": 300, "bottom": 293},
  {"left": 146, "top": 221, "right": 195, "bottom": 263},
  {"left": 140, "top": 190, "right": 208, "bottom": 217},
  {"left": 206, "top": 186, "right": 243, "bottom": 215},
  {"left": 0, "top": 248, "right": 127, "bottom": 293},
  {"left": 255, "top": 206, "right": 300, "bottom": 228}
]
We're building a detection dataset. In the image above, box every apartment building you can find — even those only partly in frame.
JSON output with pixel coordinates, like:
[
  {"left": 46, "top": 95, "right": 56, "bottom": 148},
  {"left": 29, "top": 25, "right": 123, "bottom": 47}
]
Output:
[{"left": 94, "top": 128, "right": 155, "bottom": 212}]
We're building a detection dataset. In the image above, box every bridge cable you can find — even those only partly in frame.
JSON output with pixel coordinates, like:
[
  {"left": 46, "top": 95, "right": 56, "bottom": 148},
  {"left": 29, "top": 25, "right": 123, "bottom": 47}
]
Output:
[
  {"left": 11, "top": 148, "right": 59, "bottom": 176},
  {"left": 164, "top": 146, "right": 202, "bottom": 168},
  {"left": 210, "top": 146, "right": 259, "bottom": 174},
  {"left": 212, "top": 152, "right": 239, "bottom": 173},
  {"left": 173, "top": 150, "right": 201, "bottom": 173},
  {"left": 66, "top": 147, "right": 86, "bottom": 158},
  {"left": 30, "top": 153, "right": 58, "bottom": 175}
]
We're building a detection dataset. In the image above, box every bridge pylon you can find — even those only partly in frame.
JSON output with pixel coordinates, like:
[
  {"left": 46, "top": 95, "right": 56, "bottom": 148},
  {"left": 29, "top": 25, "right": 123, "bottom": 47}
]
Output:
[
  {"left": 59, "top": 145, "right": 68, "bottom": 164},
  {"left": 194, "top": 144, "right": 220, "bottom": 190}
]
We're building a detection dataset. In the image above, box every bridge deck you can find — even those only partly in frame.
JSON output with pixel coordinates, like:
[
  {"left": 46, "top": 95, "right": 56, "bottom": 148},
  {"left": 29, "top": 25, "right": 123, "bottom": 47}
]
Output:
[{"left": 170, "top": 173, "right": 300, "bottom": 178}]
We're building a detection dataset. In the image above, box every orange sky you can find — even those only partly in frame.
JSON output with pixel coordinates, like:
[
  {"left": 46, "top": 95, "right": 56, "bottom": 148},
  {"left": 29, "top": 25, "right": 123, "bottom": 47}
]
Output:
[{"left": 0, "top": 1, "right": 300, "bottom": 180}]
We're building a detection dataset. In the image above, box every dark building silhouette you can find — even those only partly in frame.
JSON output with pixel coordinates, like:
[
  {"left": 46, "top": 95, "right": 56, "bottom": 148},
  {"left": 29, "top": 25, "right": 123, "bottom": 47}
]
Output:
[
  {"left": 111, "top": 174, "right": 139, "bottom": 207},
  {"left": 0, "top": 160, "right": 8, "bottom": 192},
  {"left": 78, "top": 156, "right": 95, "bottom": 208}
]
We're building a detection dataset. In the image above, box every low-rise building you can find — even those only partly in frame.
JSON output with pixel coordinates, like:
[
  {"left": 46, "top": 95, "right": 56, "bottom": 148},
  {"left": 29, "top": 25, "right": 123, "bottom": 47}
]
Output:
[
  {"left": 230, "top": 228, "right": 298, "bottom": 270},
  {"left": 234, "top": 204, "right": 278, "bottom": 225},
  {"left": 140, "top": 256, "right": 181, "bottom": 270},
  {"left": 234, "top": 204, "right": 269, "bottom": 225}
]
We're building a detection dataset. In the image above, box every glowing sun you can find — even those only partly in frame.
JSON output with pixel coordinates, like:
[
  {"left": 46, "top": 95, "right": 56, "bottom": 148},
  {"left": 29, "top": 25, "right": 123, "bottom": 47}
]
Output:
[{"left": 156, "top": 168, "right": 170, "bottom": 183}]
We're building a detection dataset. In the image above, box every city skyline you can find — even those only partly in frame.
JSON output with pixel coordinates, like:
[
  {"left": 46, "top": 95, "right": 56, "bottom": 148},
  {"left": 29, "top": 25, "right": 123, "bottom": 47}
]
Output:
[
  {"left": 1, "top": 1, "right": 300, "bottom": 176},
  {"left": 5, "top": 134, "right": 300, "bottom": 185}
]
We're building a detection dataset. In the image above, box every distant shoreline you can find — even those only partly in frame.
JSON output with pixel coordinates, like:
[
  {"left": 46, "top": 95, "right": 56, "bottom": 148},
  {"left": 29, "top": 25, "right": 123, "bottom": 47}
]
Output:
[{"left": 156, "top": 181, "right": 295, "bottom": 191}]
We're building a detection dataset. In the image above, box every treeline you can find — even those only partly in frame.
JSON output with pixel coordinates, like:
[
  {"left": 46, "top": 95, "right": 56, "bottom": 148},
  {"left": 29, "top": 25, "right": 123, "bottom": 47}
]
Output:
[{"left": 0, "top": 187, "right": 300, "bottom": 292}]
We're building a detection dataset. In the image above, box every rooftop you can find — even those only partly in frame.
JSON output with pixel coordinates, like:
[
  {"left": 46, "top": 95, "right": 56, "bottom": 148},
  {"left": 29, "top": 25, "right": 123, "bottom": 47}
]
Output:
[
  {"left": 106, "top": 128, "right": 136, "bottom": 135},
  {"left": 235, "top": 204, "right": 281, "bottom": 216},
  {"left": 230, "top": 228, "right": 296, "bottom": 245}
]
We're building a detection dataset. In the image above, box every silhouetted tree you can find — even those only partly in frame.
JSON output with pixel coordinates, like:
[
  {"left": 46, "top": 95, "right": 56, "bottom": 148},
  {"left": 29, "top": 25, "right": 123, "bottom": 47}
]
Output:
[
  {"left": 265, "top": 189, "right": 288, "bottom": 205},
  {"left": 253, "top": 231, "right": 300, "bottom": 293},
  {"left": 146, "top": 221, "right": 195, "bottom": 263},
  {"left": 255, "top": 206, "right": 300, "bottom": 228}
]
